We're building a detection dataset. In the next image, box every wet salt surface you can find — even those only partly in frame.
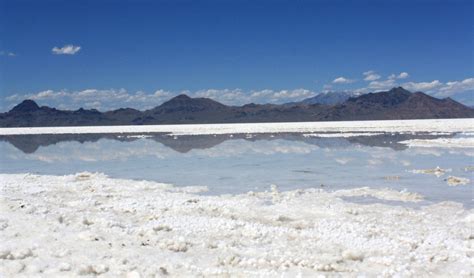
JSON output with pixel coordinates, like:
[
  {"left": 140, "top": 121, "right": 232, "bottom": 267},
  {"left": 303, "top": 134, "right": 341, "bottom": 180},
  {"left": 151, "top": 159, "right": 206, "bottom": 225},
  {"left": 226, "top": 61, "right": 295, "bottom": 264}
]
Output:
[{"left": 0, "top": 130, "right": 472, "bottom": 208}]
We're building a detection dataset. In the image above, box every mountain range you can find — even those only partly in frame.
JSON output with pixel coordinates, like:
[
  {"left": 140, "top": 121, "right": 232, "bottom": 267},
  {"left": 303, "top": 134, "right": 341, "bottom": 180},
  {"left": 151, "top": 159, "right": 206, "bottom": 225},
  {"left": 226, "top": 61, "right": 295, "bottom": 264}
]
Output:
[{"left": 1, "top": 87, "right": 473, "bottom": 127}]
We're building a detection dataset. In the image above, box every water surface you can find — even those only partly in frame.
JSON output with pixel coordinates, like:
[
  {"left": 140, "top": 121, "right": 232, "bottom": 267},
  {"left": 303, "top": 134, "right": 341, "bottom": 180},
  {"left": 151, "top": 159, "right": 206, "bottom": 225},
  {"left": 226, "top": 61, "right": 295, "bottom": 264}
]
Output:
[{"left": 0, "top": 132, "right": 472, "bottom": 207}]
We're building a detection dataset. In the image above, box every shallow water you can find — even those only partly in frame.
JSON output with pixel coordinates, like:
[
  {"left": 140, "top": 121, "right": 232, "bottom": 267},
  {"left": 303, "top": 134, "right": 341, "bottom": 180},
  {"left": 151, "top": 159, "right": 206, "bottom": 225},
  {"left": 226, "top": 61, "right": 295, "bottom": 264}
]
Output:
[{"left": 0, "top": 132, "right": 472, "bottom": 207}]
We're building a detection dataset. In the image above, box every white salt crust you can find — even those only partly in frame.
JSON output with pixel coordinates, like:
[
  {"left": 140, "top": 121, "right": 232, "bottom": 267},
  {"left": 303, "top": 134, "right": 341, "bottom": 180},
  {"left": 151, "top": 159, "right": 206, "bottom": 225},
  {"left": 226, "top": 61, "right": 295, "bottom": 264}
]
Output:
[
  {"left": 400, "top": 137, "right": 474, "bottom": 148},
  {"left": 0, "top": 118, "right": 473, "bottom": 136},
  {"left": 1, "top": 172, "right": 473, "bottom": 277}
]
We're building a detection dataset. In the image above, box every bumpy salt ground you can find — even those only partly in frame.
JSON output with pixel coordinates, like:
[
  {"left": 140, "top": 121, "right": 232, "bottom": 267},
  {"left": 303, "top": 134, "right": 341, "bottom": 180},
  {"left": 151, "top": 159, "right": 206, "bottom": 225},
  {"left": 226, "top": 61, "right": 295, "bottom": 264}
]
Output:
[{"left": 1, "top": 173, "right": 473, "bottom": 277}]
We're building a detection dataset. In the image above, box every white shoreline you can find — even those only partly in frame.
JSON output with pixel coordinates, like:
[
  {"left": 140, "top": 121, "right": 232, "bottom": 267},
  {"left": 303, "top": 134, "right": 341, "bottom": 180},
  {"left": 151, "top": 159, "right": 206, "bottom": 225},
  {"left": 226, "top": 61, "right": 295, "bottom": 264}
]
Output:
[
  {"left": 400, "top": 137, "right": 474, "bottom": 148},
  {"left": 1, "top": 173, "right": 472, "bottom": 276},
  {"left": 0, "top": 118, "right": 473, "bottom": 136}
]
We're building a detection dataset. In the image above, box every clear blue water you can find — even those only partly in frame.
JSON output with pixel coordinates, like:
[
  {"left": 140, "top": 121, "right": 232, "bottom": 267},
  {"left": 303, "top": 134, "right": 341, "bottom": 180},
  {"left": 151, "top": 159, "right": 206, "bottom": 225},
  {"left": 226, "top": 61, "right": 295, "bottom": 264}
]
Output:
[{"left": 0, "top": 133, "right": 472, "bottom": 207}]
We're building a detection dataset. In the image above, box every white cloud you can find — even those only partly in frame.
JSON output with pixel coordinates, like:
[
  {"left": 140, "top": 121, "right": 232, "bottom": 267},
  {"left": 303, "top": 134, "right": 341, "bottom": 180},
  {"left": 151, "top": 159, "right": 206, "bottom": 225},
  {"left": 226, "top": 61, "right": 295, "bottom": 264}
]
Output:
[
  {"left": 401, "top": 80, "right": 442, "bottom": 92},
  {"left": 195, "top": 89, "right": 246, "bottom": 104},
  {"left": 359, "top": 71, "right": 409, "bottom": 92},
  {"left": 363, "top": 70, "right": 381, "bottom": 81},
  {"left": 398, "top": 72, "right": 409, "bottom": 79},
  {"left": 196, "top": 88, "right": 314, "bottom": 105},
  {"left": 332, "top": 77, "right": 355, "bottom": 84},
  {"left": 270, "top": 89, "right": 314, "bottom": 101},
  {"left": 435, "top": 78, "right": 474, "bottom": 98},
  {"left": 52, "top": 44, "right": 81, "bottom": 55},
  {"left": 389, "top": 72, "right": 410, "bottom": 80},
  {"left": 153, "top": 89, "right": 172, "bottom": 98},
  {"left": 367, "top": 79, "right": 397, "bottom": 91}
]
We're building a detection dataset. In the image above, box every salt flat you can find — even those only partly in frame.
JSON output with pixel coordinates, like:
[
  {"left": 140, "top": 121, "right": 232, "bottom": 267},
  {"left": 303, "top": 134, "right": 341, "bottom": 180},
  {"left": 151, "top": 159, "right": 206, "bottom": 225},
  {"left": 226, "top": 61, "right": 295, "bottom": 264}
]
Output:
[
  {"left": 1, "top": 173, "right": 472, "bottom": 277},
  {"left": 0, "top": 118, "right": 473, "bottom": 136},
  {"left": 400, "top": 137, "right": 474, "bottom": 148}
]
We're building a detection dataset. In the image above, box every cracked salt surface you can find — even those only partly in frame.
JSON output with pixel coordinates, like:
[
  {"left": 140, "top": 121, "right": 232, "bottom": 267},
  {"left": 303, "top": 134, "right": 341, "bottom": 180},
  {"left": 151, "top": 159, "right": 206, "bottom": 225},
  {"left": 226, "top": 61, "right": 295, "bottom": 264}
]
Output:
[{"left": 1, "top": 173, "right": 473, "bottom": 277}]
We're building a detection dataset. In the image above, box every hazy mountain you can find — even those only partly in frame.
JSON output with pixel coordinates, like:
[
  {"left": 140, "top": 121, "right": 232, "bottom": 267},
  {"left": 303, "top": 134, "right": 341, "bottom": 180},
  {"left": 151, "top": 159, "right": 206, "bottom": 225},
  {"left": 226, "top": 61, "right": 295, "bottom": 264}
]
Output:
[
  {"left": 449, "top": 91, "right": 474, "bottom": 107},
  {"left": 1, "top": 87, "right": 472, "bottom": 127},
  {"left": 298, "top": 91, "right": 359, "bottom": 105}
]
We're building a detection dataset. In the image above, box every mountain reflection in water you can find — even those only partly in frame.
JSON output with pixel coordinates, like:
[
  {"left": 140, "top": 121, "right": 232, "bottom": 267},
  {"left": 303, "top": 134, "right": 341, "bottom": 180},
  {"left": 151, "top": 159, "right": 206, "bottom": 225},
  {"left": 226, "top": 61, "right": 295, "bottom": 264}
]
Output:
[{"left": 0, "top": 132, "right": 454, "bottom": 154}]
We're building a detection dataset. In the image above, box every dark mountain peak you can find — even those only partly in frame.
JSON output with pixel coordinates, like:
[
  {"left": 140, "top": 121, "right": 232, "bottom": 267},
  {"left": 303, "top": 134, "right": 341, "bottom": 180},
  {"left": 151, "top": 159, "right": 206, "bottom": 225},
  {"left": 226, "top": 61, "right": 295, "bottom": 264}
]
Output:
[
  {"left": 171, "top": 94, "right": 192, "bottom": 101},
  {"left": 74, "top": 107, "right": 101, "bottom": 115},
  {"left": 388, "top": 86, "right": 411, "bottom": 95},
  {"left": 348, "top": 87, "right": 412, "bottom": 107},
  {"left": 242, "top": 103, "right": 259, "bottom": 108},
  {"left": 152, "top": 94, "right": 228, "bottom": 114},
  {"left": 10, "top": 99, "right": 40, "bottom": 113},
  {"left": 161, "top": 94, "right": 206, "bottom": 107},
  {"left": 109, "top": 108, "right": 140, "bottom": 113},
  {"left": 153, "top": 94, "right": 195, "bottom": 109}
]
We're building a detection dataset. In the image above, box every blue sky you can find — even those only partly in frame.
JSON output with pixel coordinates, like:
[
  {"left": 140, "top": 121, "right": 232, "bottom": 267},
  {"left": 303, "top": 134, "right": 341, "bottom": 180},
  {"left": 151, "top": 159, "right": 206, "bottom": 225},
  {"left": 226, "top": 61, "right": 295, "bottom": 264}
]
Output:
[{"left": 0, "top": 0, "right": 473, "bottom": 111}]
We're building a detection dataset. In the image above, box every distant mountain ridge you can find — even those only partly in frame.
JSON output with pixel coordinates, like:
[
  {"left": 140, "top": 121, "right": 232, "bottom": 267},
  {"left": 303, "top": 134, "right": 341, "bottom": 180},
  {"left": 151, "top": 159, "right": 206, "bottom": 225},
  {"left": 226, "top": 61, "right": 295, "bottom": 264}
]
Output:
[
  {"left": 315, "top": 87, "right": 473, "bottom": 121},
  {"left": 1, "top": 87, "right": 473, "bottom": 127},
  {"left": 298, "top": 91, "right": 360, "bottom": 105}
]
